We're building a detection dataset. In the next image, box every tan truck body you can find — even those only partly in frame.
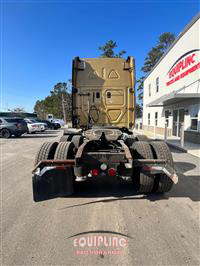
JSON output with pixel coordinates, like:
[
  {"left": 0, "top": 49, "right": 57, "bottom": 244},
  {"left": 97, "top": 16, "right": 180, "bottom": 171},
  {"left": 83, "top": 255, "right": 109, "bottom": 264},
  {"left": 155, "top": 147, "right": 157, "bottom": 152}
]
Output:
[
  {"left": 32, "top": 57, "right": 178, "bottom": 202},
  {"left": 72, "top": 57, "right": 136, "bottom": 128}
]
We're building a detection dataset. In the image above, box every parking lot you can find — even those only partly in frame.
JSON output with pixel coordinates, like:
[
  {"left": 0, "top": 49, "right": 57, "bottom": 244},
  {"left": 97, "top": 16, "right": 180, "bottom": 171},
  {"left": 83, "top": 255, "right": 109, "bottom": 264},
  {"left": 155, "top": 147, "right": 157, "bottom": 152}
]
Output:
[{"left": 2, "top": 129, "right": 200, "bottom": 266}]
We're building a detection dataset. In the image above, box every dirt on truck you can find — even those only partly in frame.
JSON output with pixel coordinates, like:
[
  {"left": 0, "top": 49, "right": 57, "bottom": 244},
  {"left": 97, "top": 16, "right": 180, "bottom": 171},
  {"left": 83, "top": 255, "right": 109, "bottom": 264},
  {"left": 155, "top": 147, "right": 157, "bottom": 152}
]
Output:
[{"left": 32, "top": 56, "right": 178, "bottom": 202}]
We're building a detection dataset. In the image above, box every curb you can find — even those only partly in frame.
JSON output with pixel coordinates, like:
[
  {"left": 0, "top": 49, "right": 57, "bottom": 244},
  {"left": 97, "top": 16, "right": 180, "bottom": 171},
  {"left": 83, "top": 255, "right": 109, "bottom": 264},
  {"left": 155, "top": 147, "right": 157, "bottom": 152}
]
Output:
[
  {"left": 133, "top": 131, "right": 200, "bottom": 157},
  {"left": 164, "top": 141, "right": 187, "bottom": 153},
  {"left": 152, "top": 138, "right": 187, "bottom": 153},
  {"left": 133, "top": 130, "right": 187, "bottom": 151}
]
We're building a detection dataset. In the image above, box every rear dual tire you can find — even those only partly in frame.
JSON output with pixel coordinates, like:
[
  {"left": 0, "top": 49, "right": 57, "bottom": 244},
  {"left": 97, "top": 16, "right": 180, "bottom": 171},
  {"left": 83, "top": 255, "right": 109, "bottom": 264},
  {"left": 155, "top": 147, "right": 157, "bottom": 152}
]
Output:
[
  {"left": 33, "top": 142, "right": 59, "bottom": 201},
  {"left": 34, "top": 142, "right": 58, "bottom": 166},
  {"left": 125, "top": 135, "right": 136, "bottom": 147},
  {"left": 150, "top": 141, "right": 174, "bottom": 193},
  {"left": 60, "top": 134, "right": 83, "bottom": 149},
  {"left": 59, "top": 135, "right": 72, "bottom": 142},
  {"left": 54, "top": 141, "right": 75, "bottom": 160},
  {"left": 33, "top": 141, "right": 75, "bottom": 202},
  {"left": 53, "top": 141, "right": 75, "bottom": 195},
  {"left": 135, "top": 135, "right": 149, "bottom": 142},
  {"left": 131, "top": 141, "right": 154, "bottom": 193},
  {"left": 131, "top": 141, "right": 174, "bottom": 194}
]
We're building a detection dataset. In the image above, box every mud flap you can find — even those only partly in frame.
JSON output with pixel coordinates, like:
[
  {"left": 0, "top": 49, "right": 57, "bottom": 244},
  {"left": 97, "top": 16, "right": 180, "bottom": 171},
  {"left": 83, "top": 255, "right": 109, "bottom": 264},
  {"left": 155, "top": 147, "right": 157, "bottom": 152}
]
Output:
[{"left": 32, "top": 168, "right": 74, "bottom": 202}]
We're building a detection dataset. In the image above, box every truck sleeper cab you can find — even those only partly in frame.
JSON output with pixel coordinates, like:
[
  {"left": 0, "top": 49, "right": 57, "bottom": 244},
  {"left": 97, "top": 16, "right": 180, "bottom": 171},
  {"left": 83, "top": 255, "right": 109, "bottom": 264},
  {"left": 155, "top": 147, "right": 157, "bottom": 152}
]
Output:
[{"left": 32, "top": 57, "right": 178, "bottom": 202}]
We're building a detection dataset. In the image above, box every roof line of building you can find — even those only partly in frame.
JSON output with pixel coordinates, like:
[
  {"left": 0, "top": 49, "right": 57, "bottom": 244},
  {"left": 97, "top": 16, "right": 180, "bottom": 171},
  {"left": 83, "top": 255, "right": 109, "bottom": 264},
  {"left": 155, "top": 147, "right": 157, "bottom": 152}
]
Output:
[{"left": 143, "top": 12, "right": 200, "bottom": 82}]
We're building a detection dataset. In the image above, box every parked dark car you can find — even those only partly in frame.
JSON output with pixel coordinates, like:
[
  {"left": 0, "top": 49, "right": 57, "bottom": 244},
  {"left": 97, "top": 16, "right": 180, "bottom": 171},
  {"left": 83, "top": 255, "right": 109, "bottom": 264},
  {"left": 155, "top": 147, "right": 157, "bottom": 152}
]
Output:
[
  {"left": 36, "top": 119, "right": 61, "bottom": 130},
  {"left": 0, "top": 117, "right": 28, "bottom": 138},
  {"left": 52, "top": 122, "right": 61, "bottom": 129}
]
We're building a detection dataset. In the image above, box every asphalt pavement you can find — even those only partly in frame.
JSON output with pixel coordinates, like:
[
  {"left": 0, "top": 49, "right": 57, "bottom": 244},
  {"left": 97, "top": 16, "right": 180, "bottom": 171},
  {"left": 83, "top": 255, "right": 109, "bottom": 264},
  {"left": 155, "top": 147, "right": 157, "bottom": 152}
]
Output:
[{"left": 1, "top": 130, "right": 200, "bottom": 265}]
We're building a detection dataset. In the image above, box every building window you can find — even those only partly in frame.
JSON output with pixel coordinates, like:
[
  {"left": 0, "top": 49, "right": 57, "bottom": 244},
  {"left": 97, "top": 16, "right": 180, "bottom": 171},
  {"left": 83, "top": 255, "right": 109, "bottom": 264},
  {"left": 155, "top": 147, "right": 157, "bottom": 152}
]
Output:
[
  {"left": 156, "top": 77, "right": 159, "bottom": 92},
  {"left": 191, "top": 119, "right": 197, "bottom": 130},
  {"left": 190, "top": 105, "right": 198, "bottom": 130},
  {"left": 148, "top": 113, "right": 150, "bottom": 125},
  {"left": 148, "top": 84, "right": 151, "bottom": 97},
  {"left": 165, "top": 110, "right": 169, "bottom": 127},
  {"left": 155, "top": 112, "right": 158, "bottom": 126}
]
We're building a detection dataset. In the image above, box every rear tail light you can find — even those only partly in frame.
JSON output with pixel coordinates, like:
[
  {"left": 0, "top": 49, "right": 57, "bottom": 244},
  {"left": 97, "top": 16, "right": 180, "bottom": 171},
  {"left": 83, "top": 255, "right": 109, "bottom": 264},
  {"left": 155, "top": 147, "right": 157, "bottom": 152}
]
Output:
[
  {"left": 92, "top": 169, "right": 99, "bottom": 176},
  {"left": 108, "top": 168, "right": 116, "bottom": 176}
]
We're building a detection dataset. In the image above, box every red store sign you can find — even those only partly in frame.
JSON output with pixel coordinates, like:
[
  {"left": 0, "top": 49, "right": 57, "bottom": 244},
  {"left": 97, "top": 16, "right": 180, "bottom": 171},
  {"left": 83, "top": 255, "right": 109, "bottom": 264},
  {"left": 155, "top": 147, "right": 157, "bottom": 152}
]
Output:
[{"left": 166, "top": 49, "right": 200, "bottom": 86}]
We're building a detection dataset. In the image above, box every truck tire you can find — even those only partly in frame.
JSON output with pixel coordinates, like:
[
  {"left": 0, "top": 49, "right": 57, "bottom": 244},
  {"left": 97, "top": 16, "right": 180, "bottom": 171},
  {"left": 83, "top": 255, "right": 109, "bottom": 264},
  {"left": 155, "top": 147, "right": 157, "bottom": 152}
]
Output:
[
  {"left": 125, "top": 135, "right": 136, "bottom": 147},
  {"left": 54, "top": 142, "right": 75, "bottom": 196},
  {"left": 71, "top": 135, "right": 83, "bottom": 149},
  {"left": 54, "top": 141, "right": 75, "bottom": 160},
  {"left": 34, "top": 142, "right": 58, "bottom": 166},
  {"left": 0, "top": 128, "right": 11, "bottom": 139},
  {"left": 135, "top": 135, "right": 149, "bottom": 141},
  {"left": 150, "top": 141, "right": 174, "bottom": 193},
  {"left": 33, "top": 142, "right": 58, "bottom": 201},
  {"left": 33, "top": 142, "right": 75, "bottom": 201},
  {"left": 131, "top": 141, "right": 154, "bottom": 193},
  {"left": 59, "top": 135, "right": 71, "bottom": 142}
]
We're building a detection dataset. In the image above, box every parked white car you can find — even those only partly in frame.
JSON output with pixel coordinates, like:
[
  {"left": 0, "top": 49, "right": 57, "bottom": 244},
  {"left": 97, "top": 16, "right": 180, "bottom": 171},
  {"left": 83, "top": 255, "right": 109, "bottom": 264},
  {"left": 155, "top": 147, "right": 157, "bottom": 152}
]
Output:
[
  {"left": 52, "top": 119, "right": 65, "bottom": 127},
  {"left": 30, "top": 119, "right": 47, "bottom": 131},
  {"left": 24, "top": 119, "right": 45, "bottom": 133}
]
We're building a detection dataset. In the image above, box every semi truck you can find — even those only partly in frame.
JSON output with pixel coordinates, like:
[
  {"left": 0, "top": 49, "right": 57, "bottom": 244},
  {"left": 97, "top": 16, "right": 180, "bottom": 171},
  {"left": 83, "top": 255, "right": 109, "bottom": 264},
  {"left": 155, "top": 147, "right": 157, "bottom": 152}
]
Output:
[{"left": 32, "top": 56, "right": 178, "bottom": 201}]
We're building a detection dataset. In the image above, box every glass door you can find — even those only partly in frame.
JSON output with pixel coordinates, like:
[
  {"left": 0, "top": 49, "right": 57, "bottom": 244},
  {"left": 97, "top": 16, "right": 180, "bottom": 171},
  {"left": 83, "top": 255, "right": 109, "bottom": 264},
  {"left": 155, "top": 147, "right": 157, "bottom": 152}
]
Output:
[
  {"left": 178, "top": 109, "right": 185, "bottom": 137},
  {"left": 173, "top": 109, "right": 185, "bottom": 137}
]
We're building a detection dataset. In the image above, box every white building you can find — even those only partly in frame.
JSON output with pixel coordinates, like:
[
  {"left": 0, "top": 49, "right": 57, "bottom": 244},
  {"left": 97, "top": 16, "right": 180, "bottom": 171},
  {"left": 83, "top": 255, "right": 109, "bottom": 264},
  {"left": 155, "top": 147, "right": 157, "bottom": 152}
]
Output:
[{"left": 143, "top": 13, "right": 200, "bottom": 144}]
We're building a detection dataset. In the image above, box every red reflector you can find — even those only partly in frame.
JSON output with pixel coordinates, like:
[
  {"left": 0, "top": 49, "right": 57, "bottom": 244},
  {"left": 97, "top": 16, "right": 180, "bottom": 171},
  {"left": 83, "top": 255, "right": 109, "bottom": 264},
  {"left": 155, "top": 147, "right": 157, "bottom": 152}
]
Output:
[
  {"left": 109, "top": 168, "right": 116, "bottom": 176},
  {"left": 55, "top": 166, "right": 65, "bottom": 170},
  {"left": 92, "top": 169, "right": 98, "bottom": 176},
  {"left": 143, "top": 166, "right": 152, "bottom": 171}
]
